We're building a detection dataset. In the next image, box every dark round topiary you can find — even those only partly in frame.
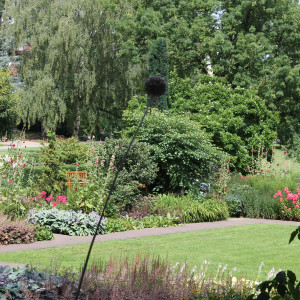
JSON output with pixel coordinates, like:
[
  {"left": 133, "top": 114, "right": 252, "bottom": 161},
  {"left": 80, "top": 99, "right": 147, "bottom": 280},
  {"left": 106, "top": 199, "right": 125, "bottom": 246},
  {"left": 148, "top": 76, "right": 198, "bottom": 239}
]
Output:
[{"left": 144, "top": 76, "right": 167, "bottom": 97}]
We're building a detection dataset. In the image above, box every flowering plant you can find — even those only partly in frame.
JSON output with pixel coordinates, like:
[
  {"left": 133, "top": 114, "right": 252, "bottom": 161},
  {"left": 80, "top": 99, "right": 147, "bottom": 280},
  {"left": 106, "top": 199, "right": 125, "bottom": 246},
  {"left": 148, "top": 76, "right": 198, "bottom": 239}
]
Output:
[
  {"left": 29, "top": 191, "right": 68, "bottom": 209},
  {"left": 273, "top": 188, "right": 300, "bottom": 220}
]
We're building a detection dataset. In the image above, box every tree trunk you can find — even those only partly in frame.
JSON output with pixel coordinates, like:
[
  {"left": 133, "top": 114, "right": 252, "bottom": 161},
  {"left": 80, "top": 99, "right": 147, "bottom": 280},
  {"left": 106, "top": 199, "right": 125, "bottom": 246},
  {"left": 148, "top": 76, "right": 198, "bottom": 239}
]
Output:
[{"left": 73, "top": 98, "right": 81, "bottom": 138}]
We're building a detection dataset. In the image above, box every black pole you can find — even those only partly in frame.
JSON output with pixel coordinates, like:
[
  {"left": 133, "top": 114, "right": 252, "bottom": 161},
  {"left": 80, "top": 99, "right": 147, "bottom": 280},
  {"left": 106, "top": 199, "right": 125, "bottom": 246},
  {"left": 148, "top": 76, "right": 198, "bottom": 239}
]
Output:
[{"left": 75, "top": 97, "right": 155, "bottom": 299}]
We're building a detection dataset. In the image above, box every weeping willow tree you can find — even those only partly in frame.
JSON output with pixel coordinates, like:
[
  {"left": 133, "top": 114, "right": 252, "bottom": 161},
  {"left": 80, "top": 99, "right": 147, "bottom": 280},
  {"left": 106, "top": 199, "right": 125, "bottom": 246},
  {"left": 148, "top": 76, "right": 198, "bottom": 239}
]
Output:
[{"left": 3, "top": 0, "right": 133, "bottom": 137}]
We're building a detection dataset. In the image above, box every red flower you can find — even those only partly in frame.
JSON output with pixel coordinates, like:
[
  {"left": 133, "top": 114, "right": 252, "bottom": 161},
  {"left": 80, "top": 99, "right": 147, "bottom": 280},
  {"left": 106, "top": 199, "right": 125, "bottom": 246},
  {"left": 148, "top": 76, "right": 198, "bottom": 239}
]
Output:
[
  {"left": 75, "top": 163, "right": 80, "bottom": 166},
  {"left": 75, "top": 188, "right": 77, "bottom": 192},
  {"left": 52, "top": 201, "right": 57, "bottom": 207},
  {"left": 9, "top": 179, "right": 12, "bottom": 183},
  {"left": 277, "top": 164, "right": 279, "bottom": 167},
  {"left": 284, "top": 151, "right": 287, "bottom": 155},
  {"left": 12, "top": 144, "right": 15, "bottom": 148},
  {"left": 250, "top": 149, "right": 254, "bottom": 152}
]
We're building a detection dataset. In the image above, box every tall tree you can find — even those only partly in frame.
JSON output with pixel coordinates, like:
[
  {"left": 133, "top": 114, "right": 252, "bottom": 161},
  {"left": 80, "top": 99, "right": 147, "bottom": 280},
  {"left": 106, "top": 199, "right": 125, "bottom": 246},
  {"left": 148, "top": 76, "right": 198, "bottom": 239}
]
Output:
[
  {"left": 0, "top": 69, "right": 18, "bottom": 137},
  {"left": 3, "top": 0, "right": 133, "bottom": 137},
  {"left": 209, "top": 0, "right": 300, "bottom": 145},
  {"left": 148, "top": 38, "right": 169, "bottom": 110}
]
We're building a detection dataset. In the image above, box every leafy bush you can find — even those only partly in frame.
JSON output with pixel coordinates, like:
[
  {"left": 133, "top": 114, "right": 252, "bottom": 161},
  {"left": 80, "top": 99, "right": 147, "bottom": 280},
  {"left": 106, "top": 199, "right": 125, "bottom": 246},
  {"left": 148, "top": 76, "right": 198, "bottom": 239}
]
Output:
[
  {"left": 169, "top": 73, "right": 278, "bottom": 172},
  {"left": 39, "top": 132, "right": 67, "bottom": 195},
  {"left": 0, "top": 213, "right": 36, "bottom": 245},
  {"left": 105, "top": 214, "right": 180, "bottom": 233},
  {"left": 123, "top": 105, "right": 223, "bottom": 192},
  {"left": 55, "top": 137, "right": 88, "bottom": 164},
  {"left": 98, "top": 138, "right": 158, "bottom": 210},
  {"left": 182, "top": 200, "right": 229, "bottom": 223},
  {"left": 27, "top": 208, "right": 106, "bottom": 236},
  {"left": 34, "top": 225, "right": 54, "bottom": 241},
  {"left": 153, "top": 195, "right": 229, "bottom": 223}
]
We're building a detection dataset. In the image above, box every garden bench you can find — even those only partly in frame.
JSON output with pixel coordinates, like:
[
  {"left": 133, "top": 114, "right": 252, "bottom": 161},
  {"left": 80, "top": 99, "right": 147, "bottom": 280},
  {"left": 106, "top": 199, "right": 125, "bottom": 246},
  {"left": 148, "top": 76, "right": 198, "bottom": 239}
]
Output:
[{"left": 66, "top": 171, "right": 88, "bottom": 189}]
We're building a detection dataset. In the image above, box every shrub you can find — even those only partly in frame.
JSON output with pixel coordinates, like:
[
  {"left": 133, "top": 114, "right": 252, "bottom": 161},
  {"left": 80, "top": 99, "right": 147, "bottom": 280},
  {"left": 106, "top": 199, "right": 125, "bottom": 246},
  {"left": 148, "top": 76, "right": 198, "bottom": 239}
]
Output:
[
  {"left": 55, "top": 137, "right": 88, "bottom": 164},
  {"left": 0, "top": 213, "right": 36, "bottom": 245},
  {"left": 123, "top": 106, "right": 223, "bottom": 193},
  {"left": 26, "top": 208, "right": 106, "bottom": 236},
  {"left": 182, "top": 200, "right": 229, "bottom": 223},
  {"left": 34, "top": 225, "right": 54, "bottom": 241},
  {"left": 97, "top": 138, "right": 158, "bottom": 211},
  {"left": 153, "top": 195, "right": 229, "bottom": 223},
  {"left": 39, "top": 131, "right": 67, "bottom": 195},
  {"left": 169, "top": 73, "right": 278, "bottom": 172}
]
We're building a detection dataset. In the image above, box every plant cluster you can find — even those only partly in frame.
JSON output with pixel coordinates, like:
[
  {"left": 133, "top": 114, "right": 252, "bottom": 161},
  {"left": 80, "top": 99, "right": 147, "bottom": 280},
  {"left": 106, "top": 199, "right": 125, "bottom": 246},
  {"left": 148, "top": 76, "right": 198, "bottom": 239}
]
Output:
[
  {"left": 274, "top": 188, "right": 300, "bottom": 221},
  {"left": 105, "top": 214, "right": 180, "bottom": 233},
  {"left": 26, "top": 208, "right": 106, "bottom": 236},
  {"left": 153, "top": 194, "right": 229, "bottom": 223},
  {"left": 0, "top": 213, "right": 35, "bottom": 245}
]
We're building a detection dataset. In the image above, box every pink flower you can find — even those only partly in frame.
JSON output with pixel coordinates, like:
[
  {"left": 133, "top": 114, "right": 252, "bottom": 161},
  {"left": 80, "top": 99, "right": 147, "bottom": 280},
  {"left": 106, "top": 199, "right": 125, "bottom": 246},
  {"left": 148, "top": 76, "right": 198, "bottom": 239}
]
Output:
[
  {"left": 279, "top": 198, "right": 283, "bottom": 202},
  {"left": 76, "top": 163, "right": 80, "bottom": 166},
  {"left": 12, "top": 144, "right": 15, "bottom": 148},
  {"left": 250, "top": 149, "right": 254, "bottom": 152},
  {"left": 92, "top": 135, "right": 95, "bottom": 139},
  {"left": 284, "top": 206, "right": 287, "bottom": 209},
  {"left": 22, "top": 164, "right": 26, "bottom": 168},
  {"left": 296, "top": 205, "right": 299, "bottom": 208},
  {"left": 52, "top": 201, "right": 57, "bottom": 207},
  {"left": 99, "top": 141, "right": 102, "bottom": 145},
  {"left": 35, "top": 196, "right": 40, "bottom": 199},
  {"left": 18, "top": 155, "right": 21, "bottom": 159},
  {"left": 40, "top": 191, "right": 47, "bottom": 198},
  {"left": 241, "top": 176, "right": 244, "bottom": 179},
  {"left": 9, "top": 179, "right": 12, "bottom": 183},
  {"left": 111, "top": 155, "right": 115, "bottom": 159},
  {"left": 288, "top": 208, "right": 292, "bottom": 210},
  {"left": 46, "top": 196, "right": 53, "bottom": 201},
  {"left": 114, "top": 145, "right": 119, "bottom": 149}
]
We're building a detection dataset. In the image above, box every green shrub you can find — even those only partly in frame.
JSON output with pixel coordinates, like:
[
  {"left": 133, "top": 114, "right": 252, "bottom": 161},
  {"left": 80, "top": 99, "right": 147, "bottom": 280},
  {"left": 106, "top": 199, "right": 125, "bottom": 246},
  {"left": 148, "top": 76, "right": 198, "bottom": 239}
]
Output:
[
  {"left": 97, "top": 138, "right": 158, "bottom": 211},
  {"left": 34, "top": 225, "right": 54, "bottom": 241},
  {"left": 105, "top": 214, "right": 180, "bottom": 233},
  {"left": 0, "top": 213, "right": 36, "bottom": 245},
  {"left": 123, "top": 106, "right": 223, "bottom": 193},
  {"left": 169, "top": 73, "right": 279, "bottom": 172},
  {"left": 182, "top": 200, "right": 229, "bottom": 223},
  {"left": 55, "top": 137, "right": 88, "bottom": 164},
  {"left": 153, "top": 194, "right": 229, "bottom": 223},
  {"left": 39, "top": 132, "right": 67, "bottom": 195},
  {"left": 26, "top": 208, "right": 106, "bottom": 236}
]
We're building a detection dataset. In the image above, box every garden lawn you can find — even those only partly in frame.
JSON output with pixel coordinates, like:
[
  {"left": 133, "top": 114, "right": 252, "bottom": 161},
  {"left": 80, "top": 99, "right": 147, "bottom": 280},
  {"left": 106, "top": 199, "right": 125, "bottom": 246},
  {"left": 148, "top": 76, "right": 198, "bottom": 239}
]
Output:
[
  {"left": 0, "top": 224, "right": 299, "bottom": 281},
  {"left": 0, "top": 147, "right": 41, "bottom": 160}
]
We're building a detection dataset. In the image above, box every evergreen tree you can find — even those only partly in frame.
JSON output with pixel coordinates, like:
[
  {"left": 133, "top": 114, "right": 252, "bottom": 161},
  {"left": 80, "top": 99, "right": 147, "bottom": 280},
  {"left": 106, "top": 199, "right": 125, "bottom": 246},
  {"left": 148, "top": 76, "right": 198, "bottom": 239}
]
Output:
[{"left": 148, "top": 38, "right": 169, "bottom": 110}]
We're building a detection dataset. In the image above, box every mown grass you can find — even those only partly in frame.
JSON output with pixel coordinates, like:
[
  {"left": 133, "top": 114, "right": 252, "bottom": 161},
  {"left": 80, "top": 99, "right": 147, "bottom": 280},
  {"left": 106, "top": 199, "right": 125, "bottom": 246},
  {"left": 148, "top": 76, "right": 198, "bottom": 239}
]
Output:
[{"left": 0, "top": 224, "right": 299, "bottom": 281}]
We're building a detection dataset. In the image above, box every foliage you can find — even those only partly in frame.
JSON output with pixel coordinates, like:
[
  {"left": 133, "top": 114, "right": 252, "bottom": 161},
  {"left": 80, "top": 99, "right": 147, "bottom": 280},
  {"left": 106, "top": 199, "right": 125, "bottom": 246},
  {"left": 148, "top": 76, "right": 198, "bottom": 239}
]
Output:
[
  {"left": 0, "top": 265, "right": 75, "bottom": 300},
  {"left": 209, "top": 0, "right": 300, "bottom": 146},
  {"left": 97, "top": 138, "right": 158, "bottom": 210},
  {"left": 26, "top": 208, "right": 106, "bottom": 236},
  {"left": 39, "top": 131, "right": 67, "bottom": 195},
  {"left": 0, "top": 213, "right": 35, "bottom": 245},
  {"left": 0, "top": 69, "right": 18, "bottom": 138},
  {"left": 247, "top": 270, "right": 300, "bottom": 300},
  {"left": 181, "top": 199, "right": 229, "bottom": 223},
  {"left": 106, "top": 214, "right": 180, "bottom": 233},
  {"left": 3, "top": 0, "right": 134, "bottom": 136},
  {"left": 148, "top": 37, "right": 169, "bottom": 110},
  {"left": 153, "top": 194, "right": 229, "bottom": 223},
  {"left": 169, "top": 73, "right": 279, "bottom": 172},
  {"left": 34, "top": 225, "right": 54, "bottom": 241},
  {"left": 55, "top": 137, "right": 88, "bottom": 164},
  {"left": 123, "top": 105, "right": 223, "bottom": 192}
]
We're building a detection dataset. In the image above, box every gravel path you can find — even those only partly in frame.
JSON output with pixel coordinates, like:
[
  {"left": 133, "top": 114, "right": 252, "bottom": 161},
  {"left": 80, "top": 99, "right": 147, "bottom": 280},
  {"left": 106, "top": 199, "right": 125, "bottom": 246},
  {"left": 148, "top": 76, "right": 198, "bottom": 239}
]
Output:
[{"left": 0, "top": 218, "right": 299, "bottom": 268}]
